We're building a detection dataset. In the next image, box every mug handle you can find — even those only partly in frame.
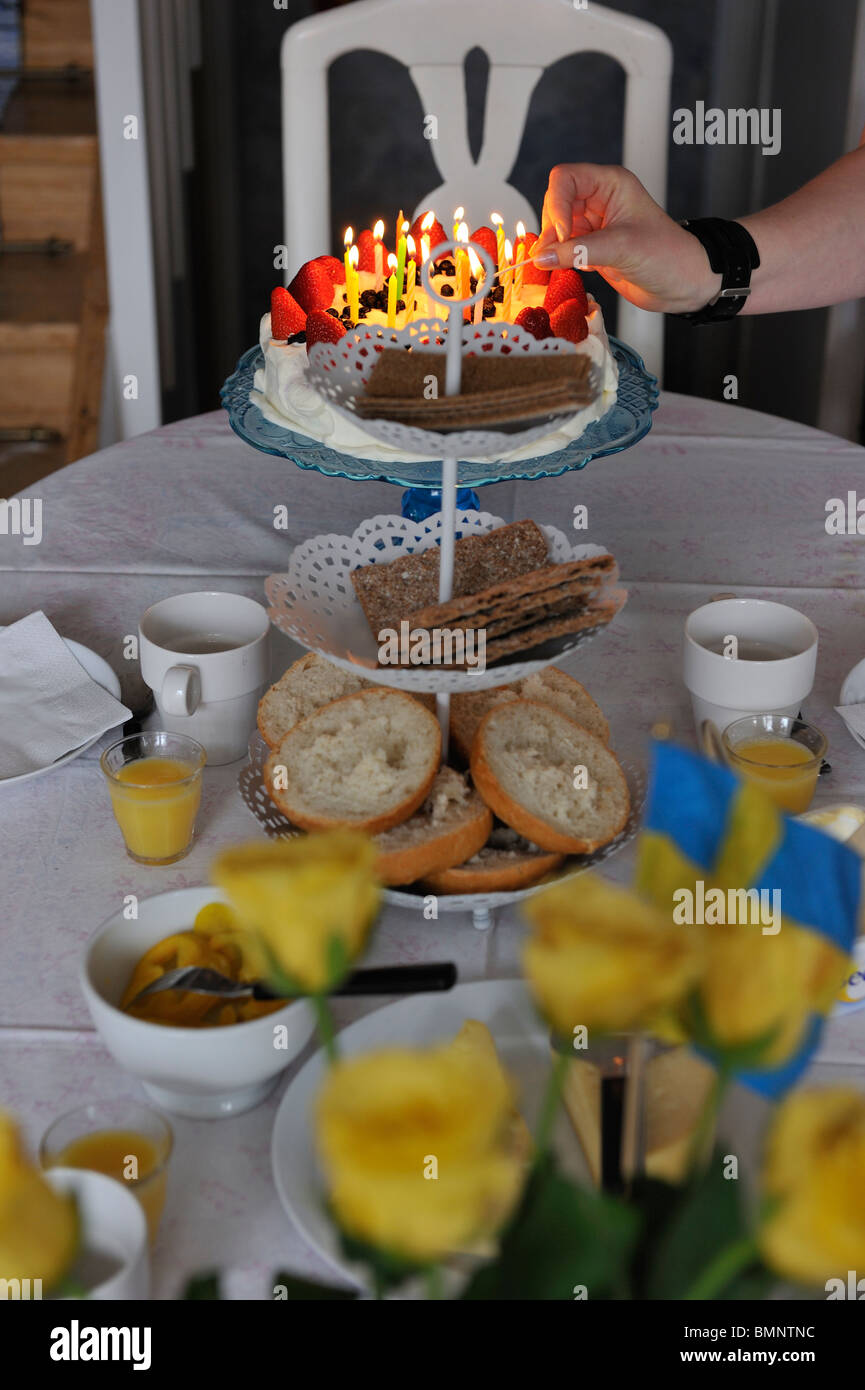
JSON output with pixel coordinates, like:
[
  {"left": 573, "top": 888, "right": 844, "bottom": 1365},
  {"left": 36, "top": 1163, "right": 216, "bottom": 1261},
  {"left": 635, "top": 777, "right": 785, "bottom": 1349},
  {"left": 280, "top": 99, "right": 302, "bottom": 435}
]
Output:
[{"left": 160, "top": 665, "right": 201, "bottom": 717}]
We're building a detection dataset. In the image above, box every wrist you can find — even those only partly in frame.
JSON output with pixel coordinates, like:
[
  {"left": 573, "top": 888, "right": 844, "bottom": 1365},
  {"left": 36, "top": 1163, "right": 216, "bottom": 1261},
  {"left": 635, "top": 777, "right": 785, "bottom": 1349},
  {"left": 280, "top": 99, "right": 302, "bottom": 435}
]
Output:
[{"left": 677, "top": 218, "right": 761, "bottom": 323}]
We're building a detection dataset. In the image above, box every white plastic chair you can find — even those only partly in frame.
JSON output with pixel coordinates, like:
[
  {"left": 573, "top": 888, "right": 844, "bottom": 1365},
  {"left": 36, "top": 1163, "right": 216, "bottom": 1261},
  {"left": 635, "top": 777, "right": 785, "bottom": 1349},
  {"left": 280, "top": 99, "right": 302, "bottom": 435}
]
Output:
[{"left": 282, "top": 0, "right": 672, "bottom": 378}]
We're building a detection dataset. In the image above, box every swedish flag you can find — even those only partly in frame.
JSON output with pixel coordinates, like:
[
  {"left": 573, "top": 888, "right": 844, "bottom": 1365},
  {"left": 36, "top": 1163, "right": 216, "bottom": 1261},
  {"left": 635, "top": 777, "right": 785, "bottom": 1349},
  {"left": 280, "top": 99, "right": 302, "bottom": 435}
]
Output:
[{"left": 635, "top": 741, "right": 860, "bottom": 1098}]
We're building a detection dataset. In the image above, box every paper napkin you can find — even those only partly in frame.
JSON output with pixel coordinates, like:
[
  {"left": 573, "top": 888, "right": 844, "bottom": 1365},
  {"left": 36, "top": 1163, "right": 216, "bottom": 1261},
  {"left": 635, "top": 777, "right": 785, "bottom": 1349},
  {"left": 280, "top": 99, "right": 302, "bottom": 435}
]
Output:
[
  {"left": 0, "top": 611, "right": 130, "bottom": 779},
  {"left": 835, "top": 702, "right": 865, "bottom": 744}
]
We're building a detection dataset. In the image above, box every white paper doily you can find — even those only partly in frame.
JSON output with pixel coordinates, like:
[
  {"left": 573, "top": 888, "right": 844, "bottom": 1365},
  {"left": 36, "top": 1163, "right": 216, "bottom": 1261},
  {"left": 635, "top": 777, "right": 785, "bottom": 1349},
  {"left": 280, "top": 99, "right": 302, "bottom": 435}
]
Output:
[
  {"left": 238, "top": 731, "right": 645, "bottom": 917},
  {"left": 307, "top": 316, "right": 601, "bottom": 459},
  {"left": 265, "top": 511, "right": 624, "bottom": 694}
]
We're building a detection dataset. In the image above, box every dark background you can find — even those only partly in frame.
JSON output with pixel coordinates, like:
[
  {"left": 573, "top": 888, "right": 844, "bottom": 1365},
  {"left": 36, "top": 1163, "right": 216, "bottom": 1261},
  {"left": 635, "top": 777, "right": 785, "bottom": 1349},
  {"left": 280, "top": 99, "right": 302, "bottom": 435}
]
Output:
[{"left": 180, "top": 0, "right": 862, "bottom": 435}]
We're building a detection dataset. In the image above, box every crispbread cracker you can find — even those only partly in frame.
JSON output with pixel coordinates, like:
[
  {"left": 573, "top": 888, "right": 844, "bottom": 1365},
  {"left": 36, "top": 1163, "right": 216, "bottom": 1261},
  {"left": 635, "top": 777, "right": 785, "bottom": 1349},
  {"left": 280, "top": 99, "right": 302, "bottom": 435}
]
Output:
[
  {"left": 351, "top": 519, "right": 548, "bottom": 636},
  {"left": 484, "top": 591, "right": 627, "bottom": 664},
  {"left": 407, "top": 555, "right": 617, "bottom": 631}
]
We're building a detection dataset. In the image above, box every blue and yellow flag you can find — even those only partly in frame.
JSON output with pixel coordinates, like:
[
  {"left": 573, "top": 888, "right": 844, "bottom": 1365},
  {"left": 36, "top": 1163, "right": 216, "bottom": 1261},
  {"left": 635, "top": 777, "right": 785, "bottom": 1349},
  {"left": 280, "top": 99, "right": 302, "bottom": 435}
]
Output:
[{"left": 635, "top": 741, "right": 860, "bottom": 1099}]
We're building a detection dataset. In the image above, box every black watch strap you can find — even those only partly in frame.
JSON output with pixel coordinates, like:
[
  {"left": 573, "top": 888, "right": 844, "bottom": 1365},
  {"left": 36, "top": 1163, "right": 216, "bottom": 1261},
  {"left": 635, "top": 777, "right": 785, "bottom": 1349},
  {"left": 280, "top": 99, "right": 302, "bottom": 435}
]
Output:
[{"left": 679, "top": 218, "right": 760, "bottom": 324}]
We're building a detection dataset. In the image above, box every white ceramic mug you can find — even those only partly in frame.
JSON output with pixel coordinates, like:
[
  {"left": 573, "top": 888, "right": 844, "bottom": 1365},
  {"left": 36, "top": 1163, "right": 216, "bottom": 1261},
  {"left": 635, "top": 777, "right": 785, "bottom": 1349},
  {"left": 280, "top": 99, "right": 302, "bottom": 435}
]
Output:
[
  {"left": 684, "top": 598, "right": 818, "bottom": 752},
  {"left": 139, "top": 592, "right": 270, "bottom": 765},
  {"left": 45, "top": 1168, "right": 150, "bottom": 1300}
]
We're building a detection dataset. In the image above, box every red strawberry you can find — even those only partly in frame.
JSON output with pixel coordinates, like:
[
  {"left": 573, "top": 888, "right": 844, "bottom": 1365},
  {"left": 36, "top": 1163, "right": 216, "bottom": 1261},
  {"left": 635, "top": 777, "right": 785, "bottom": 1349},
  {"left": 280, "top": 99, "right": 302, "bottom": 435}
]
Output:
[
  {"left": 305, "top": 310, "right": 347, "bottom": 354},
  {"left": 313, "top": 254, "right": 345, "bottom": 285},
  {"left": 287, "top": 260, "right": 334, "bottom": 313},
  {"left": 544, "top": 268, "right": 588, "bottom": 316},
  {"left": 519, "top": 231, "right": 550, "bottom": 286},
  {"left": 515, "top": 306, "right": 552, "bottom": 340},
  {"left": 408, "top": 214, "right": 447, "bottom": 261},
  {"left": 270, "top": 286, "right": 306, "bottom": 339},
  {"left": 550, "top": 298, "right": 588, "bottom": 344},
  {"left": 469, "top": 225, "right": 498, "bottom": 267}
]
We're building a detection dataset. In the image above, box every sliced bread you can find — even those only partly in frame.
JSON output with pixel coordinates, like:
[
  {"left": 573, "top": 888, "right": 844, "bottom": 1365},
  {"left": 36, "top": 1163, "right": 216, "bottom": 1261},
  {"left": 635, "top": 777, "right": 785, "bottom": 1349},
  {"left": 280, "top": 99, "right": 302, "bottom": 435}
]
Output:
[
  {"left": 423, "top": 831, "right": 564, "bottom": 895},
  {"left": 258, "top": 651, "right": 436, "bottom": 748},
  {"left": 257, "top": 652, "right": 371, "bottom": 748},
  {"left": 374, "top": 768, "right": 492, "bottom": 886},
  {"left": 470, "top": 700, "right": 630, "bottom": 854},
  {"left": 264, "top": 688, "right": 440, "bottom": 834},
  {"left": 450, "top": 667, "right": 609, "bottom": 762}
]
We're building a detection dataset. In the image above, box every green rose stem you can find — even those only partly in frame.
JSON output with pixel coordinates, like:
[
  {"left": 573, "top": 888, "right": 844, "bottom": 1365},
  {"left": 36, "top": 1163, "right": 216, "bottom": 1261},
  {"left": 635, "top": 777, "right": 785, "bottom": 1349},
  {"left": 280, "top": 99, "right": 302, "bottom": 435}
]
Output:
[
  {"left": 311, "top": 993, "right": 340, "bottom": 1065},
  {"left": 684, "top": 1234, "right": 759, "bottom": 1300},
  {"left": 687, "top": 1061, "right": 731, "bottom": 1175},
  {"left": 425, "top": 1265, "right": 445, "bottom": 1300},
  {"left": 533, "top": 1049, "right": 570, "bottom": 1163}
]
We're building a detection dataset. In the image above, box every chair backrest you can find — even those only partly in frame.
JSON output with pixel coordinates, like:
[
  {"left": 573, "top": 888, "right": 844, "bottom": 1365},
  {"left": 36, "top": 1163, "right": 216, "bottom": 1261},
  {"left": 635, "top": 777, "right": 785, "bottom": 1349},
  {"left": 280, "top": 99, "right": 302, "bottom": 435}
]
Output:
[{"left": 282, "top": 0, "right": 671, "bottom": 378}]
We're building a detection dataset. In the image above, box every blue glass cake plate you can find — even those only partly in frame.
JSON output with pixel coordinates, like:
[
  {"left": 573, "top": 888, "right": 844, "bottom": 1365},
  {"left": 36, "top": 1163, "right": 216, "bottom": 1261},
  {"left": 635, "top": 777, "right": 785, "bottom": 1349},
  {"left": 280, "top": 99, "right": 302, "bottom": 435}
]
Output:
[{"left": 220, "top": 337, "right": 658, "bottom": 512}]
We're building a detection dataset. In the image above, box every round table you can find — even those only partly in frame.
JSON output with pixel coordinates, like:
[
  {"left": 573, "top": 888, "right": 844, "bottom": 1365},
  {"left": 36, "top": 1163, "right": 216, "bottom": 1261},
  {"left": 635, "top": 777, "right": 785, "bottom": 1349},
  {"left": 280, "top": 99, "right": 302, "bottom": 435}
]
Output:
[{"left": 2, "top": 393, "right": 864, "bottom": 1298}]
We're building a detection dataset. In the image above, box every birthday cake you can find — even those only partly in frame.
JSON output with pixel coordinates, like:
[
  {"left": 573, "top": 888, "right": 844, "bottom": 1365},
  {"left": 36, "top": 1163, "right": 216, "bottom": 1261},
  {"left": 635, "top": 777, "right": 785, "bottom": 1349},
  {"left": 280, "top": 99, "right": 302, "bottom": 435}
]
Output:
[{"left": 251, "top": 213, "right": 619, "bottom": 464}]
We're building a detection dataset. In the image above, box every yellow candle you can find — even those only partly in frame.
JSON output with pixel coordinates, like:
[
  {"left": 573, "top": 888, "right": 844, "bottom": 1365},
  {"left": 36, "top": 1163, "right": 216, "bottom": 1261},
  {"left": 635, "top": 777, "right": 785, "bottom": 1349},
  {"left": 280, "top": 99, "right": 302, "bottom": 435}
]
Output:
[
  {"left": 515, "top": 221, "right": 526, "bottom": 295},
  {"left": 491, "top": 212, "right": 505, "bottom": 274},
  {"left": 405, "top": 236, "right": 416, "bottom": 317},
  {"left": 386, "top": 252, "right": 398, "bottom": 327},
  {"left": 373, "top": 218, "right": 385, "bottom": 291},
  {"left": 396, "top": 220, "right": 408, "bottom": 299},
  {"left": 343, "top": 226, "right": 353, "bottom": 290},
  {"left": 456, "top": 220, "right": 470, "bottom": 299},
  {"left": 468, "top": 247, "right": 484, "bottom": 323},
  {"left": 452, "top": 205, "right": 465, "bottom": 244},
  {"left": 502, "top": 238, "right": 514, "bottom": 321},
  {"left": 348, "top": 244, "right": 359, "bottom": 321}
]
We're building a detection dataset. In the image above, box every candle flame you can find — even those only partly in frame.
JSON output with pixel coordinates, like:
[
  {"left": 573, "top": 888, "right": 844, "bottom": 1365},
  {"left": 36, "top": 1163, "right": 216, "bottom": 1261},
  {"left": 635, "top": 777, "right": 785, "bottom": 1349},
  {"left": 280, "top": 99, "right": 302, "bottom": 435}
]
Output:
[
  {"left": 457, "top": 220, "right": 469, "bottom": 243},
  {"left": 454, "top": 205, "right": 465, "bottom": 222},
  {"left": 387, "top": 252, "right": 397, "bottom": 272},
  {"left": 401, "top": 219, "right": 409, "bottom": 234},
  {"left": 467, "top": 247, "right": 482, "bottom": 276},
  {"left": 344, "top": 226, "right": 353, "bottom": 247},
  {"left": 406, "top": 234, "right": 416, "bottom": 253},
  {"left": 373, "top": 219, "right": 384, "bottom": 241},
  {"left": 490, "top": 211, "right": 503, "bottom": 226},
  {"left": 421, "top": 210, "right": 435, "bottom": 231},
  {"left": 421, "top": 237, "right": 430, "bottom": 263},
  {"left": 516, "top": 220, "right": 526, "bottom": 239},
  {"left": 348, "top": 245, "right": 358, "bottom": 268}
]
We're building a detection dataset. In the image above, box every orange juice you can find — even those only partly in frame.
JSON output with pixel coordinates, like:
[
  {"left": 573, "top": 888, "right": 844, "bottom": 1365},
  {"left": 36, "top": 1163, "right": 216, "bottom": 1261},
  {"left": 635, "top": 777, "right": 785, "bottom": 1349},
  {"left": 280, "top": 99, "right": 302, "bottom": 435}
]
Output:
[
  {"left": 108, "top": 756, "right": 202, "bottom": 863},
  {"left": 728, "top": 736, "right": 819, "bottom": 813},
  {"left": 54, "top": 1129, "right": 168, "bottom": 1244}
]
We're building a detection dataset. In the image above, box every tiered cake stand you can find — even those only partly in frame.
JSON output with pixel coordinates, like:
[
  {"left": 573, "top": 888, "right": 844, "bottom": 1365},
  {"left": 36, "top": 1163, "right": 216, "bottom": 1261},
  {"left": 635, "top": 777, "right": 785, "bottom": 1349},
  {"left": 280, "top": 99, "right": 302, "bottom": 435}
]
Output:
[{"left": 223, "top": 245, "right": 657, "bottom": 928}]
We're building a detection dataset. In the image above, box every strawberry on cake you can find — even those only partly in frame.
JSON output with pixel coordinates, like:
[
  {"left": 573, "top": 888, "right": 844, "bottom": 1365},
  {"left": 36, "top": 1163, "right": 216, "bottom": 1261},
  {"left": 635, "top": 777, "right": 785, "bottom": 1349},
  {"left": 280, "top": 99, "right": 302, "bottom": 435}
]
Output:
[{"left": 251, "top": 219, "right": 619, "bottom": 464}]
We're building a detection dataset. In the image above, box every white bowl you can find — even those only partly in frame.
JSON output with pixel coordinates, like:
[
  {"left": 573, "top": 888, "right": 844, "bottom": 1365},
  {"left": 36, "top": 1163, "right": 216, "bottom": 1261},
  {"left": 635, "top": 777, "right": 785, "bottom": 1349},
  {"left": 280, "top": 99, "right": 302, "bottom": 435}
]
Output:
[
  {"left": 46, "top": 1168, "right": 149, "bottom": 1300},
  {"left": 80, "top": 886, "right": 315, "bottom": 1118}
]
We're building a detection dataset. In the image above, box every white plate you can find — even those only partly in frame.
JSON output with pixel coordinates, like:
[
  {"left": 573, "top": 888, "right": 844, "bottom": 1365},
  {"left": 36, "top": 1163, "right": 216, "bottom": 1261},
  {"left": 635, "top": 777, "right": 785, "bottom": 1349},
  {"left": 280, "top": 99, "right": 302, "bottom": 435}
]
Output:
[
  {"left": 270, "top": 979, "right": 588, "bottom": 1290},
  {"left": 0, "top": 628, "right": 123, "bottom": 786}
]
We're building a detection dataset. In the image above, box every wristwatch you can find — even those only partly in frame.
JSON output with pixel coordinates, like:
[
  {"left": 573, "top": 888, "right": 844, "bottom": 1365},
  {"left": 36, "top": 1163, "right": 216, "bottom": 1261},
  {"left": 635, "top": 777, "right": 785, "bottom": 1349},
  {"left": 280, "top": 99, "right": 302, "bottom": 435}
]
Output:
[{"left": 679, "top": 217, "right": 760, "bottom": 324}]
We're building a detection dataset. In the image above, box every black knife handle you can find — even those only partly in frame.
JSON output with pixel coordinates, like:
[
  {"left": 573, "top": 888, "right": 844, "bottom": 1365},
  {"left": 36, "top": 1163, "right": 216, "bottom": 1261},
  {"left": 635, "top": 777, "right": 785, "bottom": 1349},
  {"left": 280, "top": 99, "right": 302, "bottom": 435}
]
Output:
[{"left": 334, "top": 962, "right": 457, "bottom": 996}]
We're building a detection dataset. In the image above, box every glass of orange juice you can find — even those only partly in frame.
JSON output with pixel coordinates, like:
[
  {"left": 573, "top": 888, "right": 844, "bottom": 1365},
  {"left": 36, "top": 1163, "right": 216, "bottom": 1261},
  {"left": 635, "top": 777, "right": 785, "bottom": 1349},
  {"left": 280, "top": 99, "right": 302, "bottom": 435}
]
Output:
[
  {"left": 722, "top": 714, "right": 827, "bottom": 814},
  {"left": 40, "top": 1099, "right": 173, "bottom": 1246},
  {"left": 101, "top": 732, "right": 206, "bottom": 864}
]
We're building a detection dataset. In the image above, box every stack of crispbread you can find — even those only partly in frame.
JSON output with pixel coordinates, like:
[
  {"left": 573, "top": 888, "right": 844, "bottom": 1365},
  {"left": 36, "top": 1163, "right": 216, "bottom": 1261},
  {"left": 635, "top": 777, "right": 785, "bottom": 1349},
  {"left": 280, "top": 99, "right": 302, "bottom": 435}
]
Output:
[{"left": 349, "top": 519, "right": 625, "bottom": 664}]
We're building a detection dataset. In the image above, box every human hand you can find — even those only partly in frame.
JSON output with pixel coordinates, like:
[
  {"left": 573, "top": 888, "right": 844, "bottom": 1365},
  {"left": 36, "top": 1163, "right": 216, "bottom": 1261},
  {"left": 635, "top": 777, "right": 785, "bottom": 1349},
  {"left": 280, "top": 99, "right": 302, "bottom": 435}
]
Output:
[{"left": 535, "top": 163, "right": 721, "bottom": 314}]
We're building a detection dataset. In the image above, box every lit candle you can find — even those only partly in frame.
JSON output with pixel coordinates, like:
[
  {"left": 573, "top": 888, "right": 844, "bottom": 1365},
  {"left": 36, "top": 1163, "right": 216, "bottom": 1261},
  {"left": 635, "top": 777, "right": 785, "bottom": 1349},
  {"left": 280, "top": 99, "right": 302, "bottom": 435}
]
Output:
[
  {"left": 456, "top": 221, "right": 470, "bottom": 300},
  {"left": 348, "top": 244, "right": 359, "bottom": 322},
  {"left": 515, "top": 220, "right": 526, "bottom": 295},
  {"left": 452, "top": 205, "right": 464, "bottom": 244},
  {"left": 373, "top": 218, "right": 385, "bottom": 291},
  {"left": 502, "top": 238, "right": 514, "bottom": 321},
  {"left": 468, "top": 247, "right": 484, "bottom": 323},
  {"left": 405, "top": 235, "right": 417, "bottom": 317},
  {"left": 343, "top": 227, "right": 353, "bottom": 292},
  {"left": 386, "top": 252, "right": 398, "bottom": 327},
  {"left": 490, "top": 212, "right": 505, "bottom": 275},
  {"left": 396, "top": 219, "right": 408, "bottom": 299}
]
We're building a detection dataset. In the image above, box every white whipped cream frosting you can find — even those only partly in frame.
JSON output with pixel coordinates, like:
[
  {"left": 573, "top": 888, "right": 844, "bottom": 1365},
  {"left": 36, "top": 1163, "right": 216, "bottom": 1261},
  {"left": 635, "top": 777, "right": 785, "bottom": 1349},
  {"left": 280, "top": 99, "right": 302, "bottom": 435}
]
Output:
[{"left": 251, "top": 290, "right": 619, "bottom": 465}]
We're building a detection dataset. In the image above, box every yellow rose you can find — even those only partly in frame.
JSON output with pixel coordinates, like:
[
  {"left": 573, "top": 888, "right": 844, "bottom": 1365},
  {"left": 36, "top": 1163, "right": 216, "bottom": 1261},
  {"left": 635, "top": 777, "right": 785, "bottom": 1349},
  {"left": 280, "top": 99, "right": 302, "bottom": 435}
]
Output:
[
  {"left": 212, "top": 832, "right": 381, "bottom": 993},
  {"left": 760, "top": 1088, "right": 865, "bottom": 1286},
  {"left": 315, "top": 1043, "right": 527, "bottom": 1264},
  {"left": 522, "top": 875, "right": 703, "bottom": 1038},
  {"left": 0, "top": 1113, "right": 78, "bottom": 1292},
  {"left": 697, "top": 920, "right": 849, "bottom": 1066}
]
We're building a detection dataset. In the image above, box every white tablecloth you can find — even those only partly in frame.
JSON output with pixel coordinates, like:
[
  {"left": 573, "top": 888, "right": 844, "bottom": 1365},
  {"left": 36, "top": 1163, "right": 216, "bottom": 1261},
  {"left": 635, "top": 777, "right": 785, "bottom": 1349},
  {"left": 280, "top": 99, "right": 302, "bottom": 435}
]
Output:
[{"left": 2, "top": 393, "right": 864, "bottom": 1298}]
